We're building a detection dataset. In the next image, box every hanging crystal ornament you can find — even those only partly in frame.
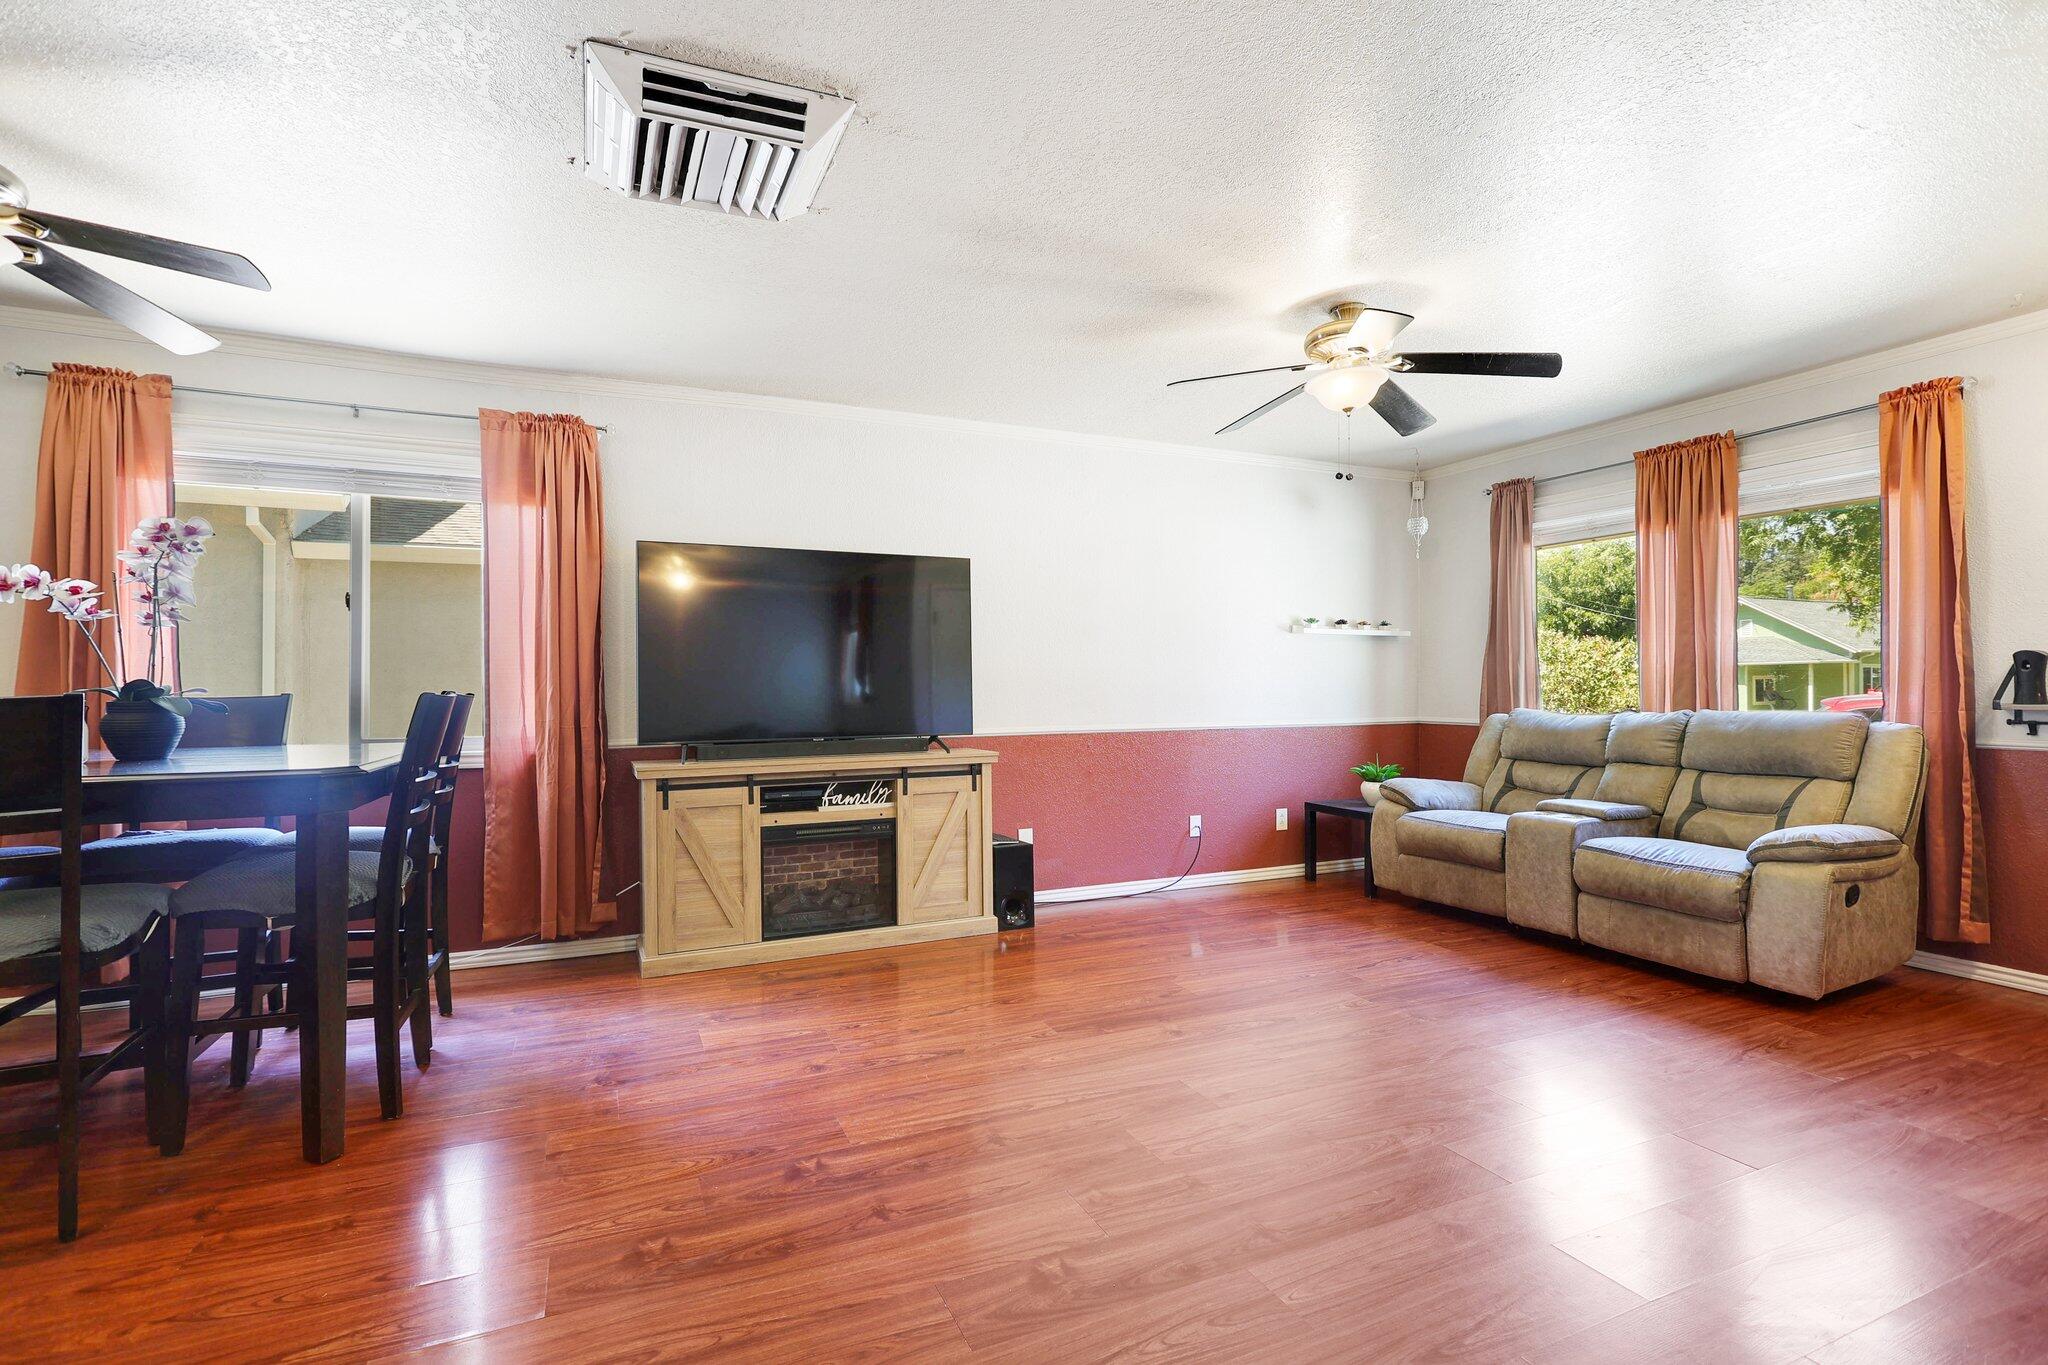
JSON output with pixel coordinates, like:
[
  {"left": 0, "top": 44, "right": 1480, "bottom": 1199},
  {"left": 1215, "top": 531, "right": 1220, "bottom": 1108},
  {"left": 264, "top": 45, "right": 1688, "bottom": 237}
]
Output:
[{"left": 1405, "top": 460, "right": 1429, "bottom": 558}]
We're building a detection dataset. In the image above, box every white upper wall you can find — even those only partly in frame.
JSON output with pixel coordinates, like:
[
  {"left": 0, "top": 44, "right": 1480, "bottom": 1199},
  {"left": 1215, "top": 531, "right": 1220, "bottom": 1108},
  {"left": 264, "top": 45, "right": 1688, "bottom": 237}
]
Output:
[
  {"left": 6, "top": 2, "right": 2048, "bottom": 467},
  {"left": 0, "top": 306, "right": 1419, "bottom": 739},
  {"left": 1413, "top": 307, "right": 2048, "bottom": 749}
]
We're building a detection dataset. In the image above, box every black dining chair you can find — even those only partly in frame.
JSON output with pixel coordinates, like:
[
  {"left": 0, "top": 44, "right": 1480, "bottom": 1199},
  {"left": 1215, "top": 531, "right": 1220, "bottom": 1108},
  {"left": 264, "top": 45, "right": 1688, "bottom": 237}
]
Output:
[
  {"left": 0, "top": 693, "right": 173, "bottom": 1241},
  {"left": 426, "top": 692, "right": 474, "bottom": 1018},
  {"left": 72, "top": 695, "right": 296, "bottom": 886},
  {"left": 158, "top": 692, "right": 455, "bottom": 1146},
  {"left": 65, "top": 695, "right": 298, "bottom": 1087}
]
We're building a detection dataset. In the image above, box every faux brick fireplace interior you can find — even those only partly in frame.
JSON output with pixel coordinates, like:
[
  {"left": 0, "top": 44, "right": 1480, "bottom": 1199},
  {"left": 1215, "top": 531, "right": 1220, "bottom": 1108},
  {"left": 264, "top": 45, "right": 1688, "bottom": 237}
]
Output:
[{"left": 760, "top": 819, "right": 897, "bottom": 940}]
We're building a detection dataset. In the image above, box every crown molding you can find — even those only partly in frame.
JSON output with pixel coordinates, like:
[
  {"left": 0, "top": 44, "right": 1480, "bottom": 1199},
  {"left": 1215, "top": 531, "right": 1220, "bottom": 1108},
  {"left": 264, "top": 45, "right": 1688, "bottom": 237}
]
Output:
[
  {"left": 1425, "top": 305, "right": 2048, "bottom": 483},
  {"left": 0, "top": 301, "right": 1409, "bottom": 482}
]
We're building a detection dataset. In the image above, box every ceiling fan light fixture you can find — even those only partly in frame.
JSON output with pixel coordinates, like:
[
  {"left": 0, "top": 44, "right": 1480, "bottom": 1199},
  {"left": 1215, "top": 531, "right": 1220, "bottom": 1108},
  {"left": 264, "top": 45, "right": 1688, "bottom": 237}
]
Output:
[{"left": 1304, "top": 358, "right": 1388, "bottom": 413}]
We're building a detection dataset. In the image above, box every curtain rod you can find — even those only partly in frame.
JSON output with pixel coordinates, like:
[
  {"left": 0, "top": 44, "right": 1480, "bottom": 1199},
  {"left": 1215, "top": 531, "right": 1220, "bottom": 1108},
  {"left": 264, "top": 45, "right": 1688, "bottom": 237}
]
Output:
[
  {"left": 5, "top": 363, "right": 609, "bottom": 433},
  {"left": 1480, "top": 377, "right": 1975, "bottom": 496}
]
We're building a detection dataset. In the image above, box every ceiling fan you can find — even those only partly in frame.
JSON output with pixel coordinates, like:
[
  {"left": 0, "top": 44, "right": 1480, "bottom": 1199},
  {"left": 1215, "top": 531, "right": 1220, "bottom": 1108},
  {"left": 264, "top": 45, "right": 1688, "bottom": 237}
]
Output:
[
  {"left": 1169, "top": 302, "right": 1562, "bottom": 438},
  {"left": 0, "top": 163, "right": 269, "bottom": 355}
]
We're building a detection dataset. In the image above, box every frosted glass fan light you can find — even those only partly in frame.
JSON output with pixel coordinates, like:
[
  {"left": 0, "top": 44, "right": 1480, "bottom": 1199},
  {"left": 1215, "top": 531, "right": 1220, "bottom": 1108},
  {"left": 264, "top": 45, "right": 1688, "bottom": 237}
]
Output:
[{"left": 1304, "top": 357, "right": 1389, "bottom": 413}]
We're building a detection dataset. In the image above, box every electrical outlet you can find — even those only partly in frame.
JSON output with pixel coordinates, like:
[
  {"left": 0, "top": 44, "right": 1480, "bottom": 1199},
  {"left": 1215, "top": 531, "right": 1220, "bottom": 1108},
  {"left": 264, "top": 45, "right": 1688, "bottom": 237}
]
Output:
[
  {"left": 1189, "top": 814, "right": 1202, "bottom": 838},
  {"left": 1275, "top": 807, "right": 1288, "bottom": 831},
  {"left": 1017, "top": 827, "right": 1034, "bottom": 844}
]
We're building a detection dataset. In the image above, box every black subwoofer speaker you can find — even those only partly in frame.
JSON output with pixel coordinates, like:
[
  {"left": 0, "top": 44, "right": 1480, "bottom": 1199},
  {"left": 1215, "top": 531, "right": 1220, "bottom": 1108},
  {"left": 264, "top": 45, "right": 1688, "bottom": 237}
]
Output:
[{"left": 992, "top": 835, "right": 1035, "bottom": 930}]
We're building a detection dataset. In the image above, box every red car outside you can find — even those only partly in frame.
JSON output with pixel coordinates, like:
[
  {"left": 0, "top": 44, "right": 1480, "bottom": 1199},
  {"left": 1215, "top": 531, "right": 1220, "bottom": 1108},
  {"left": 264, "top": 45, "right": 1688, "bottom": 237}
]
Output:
[{"left": 1821, "top": 691, "right": 1883, "bottom": 716}]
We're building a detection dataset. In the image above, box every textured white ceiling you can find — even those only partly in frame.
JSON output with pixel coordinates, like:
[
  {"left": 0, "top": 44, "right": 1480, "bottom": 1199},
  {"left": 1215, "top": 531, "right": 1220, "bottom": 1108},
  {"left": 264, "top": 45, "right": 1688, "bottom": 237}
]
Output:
[{"left": 4, "top": 2, "right": 2047, "bottom": 468}]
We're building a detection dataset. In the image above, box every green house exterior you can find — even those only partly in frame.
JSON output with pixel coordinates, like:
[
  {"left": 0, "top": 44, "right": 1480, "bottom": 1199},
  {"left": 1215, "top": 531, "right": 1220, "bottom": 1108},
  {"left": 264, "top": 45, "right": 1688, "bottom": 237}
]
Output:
[{"left": 1736, "top": 597, "right": 1880, "bottom": 711}]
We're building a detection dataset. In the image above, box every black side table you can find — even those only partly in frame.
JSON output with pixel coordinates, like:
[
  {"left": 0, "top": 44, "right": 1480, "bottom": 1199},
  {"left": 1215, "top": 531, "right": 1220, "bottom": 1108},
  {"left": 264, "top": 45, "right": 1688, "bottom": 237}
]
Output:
[{"left": 1304, "top": 798, "right": 1377, "bottom": 897}]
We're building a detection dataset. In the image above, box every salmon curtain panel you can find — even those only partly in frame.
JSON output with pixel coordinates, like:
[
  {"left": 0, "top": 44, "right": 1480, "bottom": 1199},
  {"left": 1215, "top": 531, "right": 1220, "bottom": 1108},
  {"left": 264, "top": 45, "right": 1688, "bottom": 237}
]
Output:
[
  {"left": 1635, "top": 432, "right": 1739, "bottom": 711},
  {"left": 15, "top": 363, "right": 174, "bottom": 699},
  {"left": 1479, "top": 477, "right": 1539, "bottom": 716},
  {"left": 1880, "top": 377, "right": 1988, "bottom": 943},
  {"left": 479, "top": 410, "right": 611, "bottom": 942}
]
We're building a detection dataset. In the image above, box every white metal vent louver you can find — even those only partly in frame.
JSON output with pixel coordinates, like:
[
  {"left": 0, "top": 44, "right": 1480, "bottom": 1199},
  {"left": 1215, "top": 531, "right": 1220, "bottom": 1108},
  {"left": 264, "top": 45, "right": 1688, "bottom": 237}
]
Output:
[{"left": 581, "top": 40, "right": 854, "bottom": 221}]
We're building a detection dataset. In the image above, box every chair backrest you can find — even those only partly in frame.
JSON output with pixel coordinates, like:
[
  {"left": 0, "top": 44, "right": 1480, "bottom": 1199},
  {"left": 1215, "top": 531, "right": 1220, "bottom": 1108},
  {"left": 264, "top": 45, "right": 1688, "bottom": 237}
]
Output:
[
  {"left": 0, "top": 693, "right": 85, "bottom": 891},
  {"left": 372, "top": 693, "right": 457, "bottom": 909},
  {"left": 180, "top": 694, "right": 291, "bottom": 748},
  {"left": 1474, "top": 709, "right": 1613, "bottom": 813},
  {"left": 1843, "top": 721, "right": 1928, "bottom": 841},
  {"left": 430, "top": 693, "right": 474, "bottom": 843},
  {"left": 1659, "top": 710, "right": 1870, "bottom": 848}
]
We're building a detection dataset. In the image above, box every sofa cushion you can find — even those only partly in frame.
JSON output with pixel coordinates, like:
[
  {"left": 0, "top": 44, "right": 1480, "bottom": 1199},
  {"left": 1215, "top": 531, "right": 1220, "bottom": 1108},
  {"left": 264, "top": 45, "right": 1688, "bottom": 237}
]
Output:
[
  {"left": 1501, "top": 710, "right": 1613, "bottom": 765},
  {"left": 1605, "top": 711, "right": 1692, "bottom": 767},
  {"left": 1397, "top": 809, "right": 1510, "bottom": 871},
  {"left": 1842, "top": 723, "right": 1927, "bottom": 839},
  {"left": 1481, "top": 758, "right": 1603, "bottom": 815},
  {"left": 1657, "top": 769, "right": 1855, "bottom": 850},
  {"left": 1680, "top": 710, "right": 1868, "bottom": 781},
  {"left": 1592, "top": 710, "right": 1692, "bottom": 813},
  {"left": 1575, "top": 836, "right": 1753, "bottom": 923}
]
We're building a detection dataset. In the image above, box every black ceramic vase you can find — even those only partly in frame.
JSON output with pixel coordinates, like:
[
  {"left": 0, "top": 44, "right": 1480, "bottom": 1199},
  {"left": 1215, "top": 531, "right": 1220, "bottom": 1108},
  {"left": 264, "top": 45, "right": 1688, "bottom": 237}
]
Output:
[{"left": 100, "top": 698, "right": 185, "bottom": 762}]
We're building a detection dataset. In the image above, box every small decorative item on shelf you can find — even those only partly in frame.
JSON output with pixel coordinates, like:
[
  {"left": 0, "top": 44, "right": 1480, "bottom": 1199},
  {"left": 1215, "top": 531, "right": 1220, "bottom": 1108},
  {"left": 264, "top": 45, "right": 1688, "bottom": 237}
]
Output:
[
  {"left": 1375, "top": 620, "right": 1392, "bottom": 628},
  {"left": 1351, "top": 759, "right": 1403, "bottom": 805},
  {"left": 1333, "top": 618, "right": 1350, "bottom": 626},
  {"left": 0, "top": 514, "right": 223, "bottom": 761},
  {"left": 1299, "top": 616, "right": 1321, "bottom": 627}
]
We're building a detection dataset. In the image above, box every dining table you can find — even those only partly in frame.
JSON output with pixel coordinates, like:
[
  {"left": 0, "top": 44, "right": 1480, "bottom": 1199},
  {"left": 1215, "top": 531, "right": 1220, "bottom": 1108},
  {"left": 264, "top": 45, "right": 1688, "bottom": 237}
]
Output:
[{"left": 82, "top": 742, "right": 403, "bottom": 1163}]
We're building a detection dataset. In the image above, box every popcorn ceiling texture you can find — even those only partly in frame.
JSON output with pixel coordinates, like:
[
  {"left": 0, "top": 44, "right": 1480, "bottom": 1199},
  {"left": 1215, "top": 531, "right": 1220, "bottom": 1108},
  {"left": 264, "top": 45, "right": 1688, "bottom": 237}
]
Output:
[{"left": 4, "top": 1, "right": 2048, "bottom": 467}]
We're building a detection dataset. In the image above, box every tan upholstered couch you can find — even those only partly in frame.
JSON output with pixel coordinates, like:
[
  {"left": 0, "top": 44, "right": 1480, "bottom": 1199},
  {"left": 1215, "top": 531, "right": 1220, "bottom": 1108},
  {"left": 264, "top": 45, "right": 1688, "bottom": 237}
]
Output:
[{"left": 1370, "top": 708, "right": 1928, "bottom": 999}]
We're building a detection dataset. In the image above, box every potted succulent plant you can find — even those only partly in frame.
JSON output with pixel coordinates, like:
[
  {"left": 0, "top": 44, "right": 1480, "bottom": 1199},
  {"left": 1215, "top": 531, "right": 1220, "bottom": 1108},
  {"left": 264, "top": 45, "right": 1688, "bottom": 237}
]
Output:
[
  {"left": 0, "top": 513, "right": 221, "bottom": 761},
  {"left": 1351, "top": 759, "right": 1403, "bottom": 805}
]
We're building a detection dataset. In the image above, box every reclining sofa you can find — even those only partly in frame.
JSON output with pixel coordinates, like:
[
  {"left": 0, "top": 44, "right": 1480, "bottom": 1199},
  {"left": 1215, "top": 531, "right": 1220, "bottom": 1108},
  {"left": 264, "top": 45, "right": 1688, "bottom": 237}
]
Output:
[{"left": 1369, "top": 708, "right": 1928, "bottom": 999}]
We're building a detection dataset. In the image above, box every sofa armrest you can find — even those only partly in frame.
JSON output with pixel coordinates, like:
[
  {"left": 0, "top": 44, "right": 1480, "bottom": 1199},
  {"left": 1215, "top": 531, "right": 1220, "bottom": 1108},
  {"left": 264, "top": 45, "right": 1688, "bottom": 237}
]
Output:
[
  {"left": 1747, "top": 824, "right": 1903, "bottom": 865},
  {"left": 1535, "top": 798, "right": 1655, "bottom": 822},
  {"left": 1379, "top": 777, "right": 1480, "bottom": 813}
]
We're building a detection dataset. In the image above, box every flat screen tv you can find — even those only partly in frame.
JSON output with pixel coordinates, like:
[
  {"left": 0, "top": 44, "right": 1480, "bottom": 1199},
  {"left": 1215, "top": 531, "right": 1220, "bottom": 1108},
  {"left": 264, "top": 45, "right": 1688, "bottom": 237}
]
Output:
[{"left": 636, "top": 541, "right": 973, "bottom": 745}]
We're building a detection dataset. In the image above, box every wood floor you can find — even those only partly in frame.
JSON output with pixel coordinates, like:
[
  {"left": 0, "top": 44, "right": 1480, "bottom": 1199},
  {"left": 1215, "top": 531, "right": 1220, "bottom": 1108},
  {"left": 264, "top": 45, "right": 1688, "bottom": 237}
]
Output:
[{"left": 7, "top": 879, "right": 2048, "bottom": 1361}]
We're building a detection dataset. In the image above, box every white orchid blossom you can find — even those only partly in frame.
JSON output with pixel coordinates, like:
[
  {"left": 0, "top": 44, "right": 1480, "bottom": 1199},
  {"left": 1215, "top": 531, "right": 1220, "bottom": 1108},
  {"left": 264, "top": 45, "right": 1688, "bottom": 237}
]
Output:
[
  {"left": 2, "top": 563, "right": 51, "bottom": 602},
  {"left": 2, "top": 518, "right": 209, "bottom": 690}
]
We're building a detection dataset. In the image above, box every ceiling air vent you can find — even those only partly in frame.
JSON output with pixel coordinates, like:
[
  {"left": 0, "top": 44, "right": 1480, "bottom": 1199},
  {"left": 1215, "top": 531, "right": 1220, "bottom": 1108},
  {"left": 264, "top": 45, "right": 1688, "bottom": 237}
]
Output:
[{"left": 581, "top": 39, "right": 855, "bottom": 221}]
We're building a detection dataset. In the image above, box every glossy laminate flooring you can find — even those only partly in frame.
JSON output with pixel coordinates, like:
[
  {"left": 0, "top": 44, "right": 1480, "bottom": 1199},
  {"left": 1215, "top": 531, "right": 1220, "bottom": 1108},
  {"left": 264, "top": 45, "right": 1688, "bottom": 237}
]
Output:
[{"left": 6, "top": 879, "right": 2048, "bottom": 1361}]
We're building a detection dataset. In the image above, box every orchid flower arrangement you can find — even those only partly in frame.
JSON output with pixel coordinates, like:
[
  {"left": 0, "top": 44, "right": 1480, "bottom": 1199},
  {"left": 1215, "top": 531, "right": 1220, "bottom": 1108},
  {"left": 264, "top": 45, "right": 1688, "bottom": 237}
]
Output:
[{"left": 0, "top": 514, "right": 220, "bottom": 715}]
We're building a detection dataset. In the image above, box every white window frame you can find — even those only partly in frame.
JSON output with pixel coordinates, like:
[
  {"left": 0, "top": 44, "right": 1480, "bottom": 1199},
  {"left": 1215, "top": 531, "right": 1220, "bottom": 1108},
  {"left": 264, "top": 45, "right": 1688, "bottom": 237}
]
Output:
[{"left": 174, "top": 415, "right": 485, "bottom": 757}]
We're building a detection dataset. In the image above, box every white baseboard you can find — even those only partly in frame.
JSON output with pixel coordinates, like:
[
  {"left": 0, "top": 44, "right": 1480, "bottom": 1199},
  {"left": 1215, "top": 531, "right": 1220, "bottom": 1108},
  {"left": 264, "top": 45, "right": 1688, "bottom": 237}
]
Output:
[
  {"left": 1906, "top": 950, "right": 2048, "bottom": 997},
  {"left": 448, "top": 935, "right": 638, "bottom": 969},
  {"left": 1037, "top": 857, "right": 1367, "bottom": 906}
]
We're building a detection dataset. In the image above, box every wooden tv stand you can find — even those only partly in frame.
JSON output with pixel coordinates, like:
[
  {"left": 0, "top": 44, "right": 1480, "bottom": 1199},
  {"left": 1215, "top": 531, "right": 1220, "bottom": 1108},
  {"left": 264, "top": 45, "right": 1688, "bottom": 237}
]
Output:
[{"left": 632, "top": 748, "right": 998, "bottom": 978}]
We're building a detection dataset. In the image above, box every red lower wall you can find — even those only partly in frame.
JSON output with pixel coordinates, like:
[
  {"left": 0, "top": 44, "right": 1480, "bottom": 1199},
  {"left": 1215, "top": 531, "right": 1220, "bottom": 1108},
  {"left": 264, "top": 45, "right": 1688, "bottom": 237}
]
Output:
[
  {"left": 434, "top": 719, "right": 2048, "bottom": 982},
  {"left": 441, "top": 724, "right": 1416, "bottom": 952}
]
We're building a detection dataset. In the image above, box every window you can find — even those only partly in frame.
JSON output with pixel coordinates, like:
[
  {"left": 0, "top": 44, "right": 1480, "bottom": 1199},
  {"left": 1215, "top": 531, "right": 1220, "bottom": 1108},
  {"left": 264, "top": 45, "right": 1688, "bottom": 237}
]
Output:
[
  {"left": 1535, "top": 533, "right": 1639, "bottom": 713},
  {"left": 1735, "top": 499, "right": 1883, "bottom": 714},
  {"left": 173, "top": 482, "right": 484, "bottom": 748}
]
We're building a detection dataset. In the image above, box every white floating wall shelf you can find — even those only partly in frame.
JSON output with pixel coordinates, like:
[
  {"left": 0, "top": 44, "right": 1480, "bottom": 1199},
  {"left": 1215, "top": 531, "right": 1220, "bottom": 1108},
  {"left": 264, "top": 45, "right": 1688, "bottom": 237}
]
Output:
[{"left": 1290, "top": 624, "right": 1411, "bottom": 637}]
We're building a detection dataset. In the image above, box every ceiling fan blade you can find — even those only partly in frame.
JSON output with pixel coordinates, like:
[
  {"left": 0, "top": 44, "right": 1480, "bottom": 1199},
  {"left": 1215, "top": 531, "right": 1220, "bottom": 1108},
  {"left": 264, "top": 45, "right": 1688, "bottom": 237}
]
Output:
[
  {"left": 14, "top": 210, "right": 270, "bottom": 291},
  {"left": 1369, "top": 379, "right": 1436, "bottom": 438},
  {"left": 1168, "top": 362, "right": 1312, "bottom": 388},
  {"left": 1216, "top": 384, "right": 1305, "bottom": 434},
  {"left": 12, "top": 240, "right": 220, "bottom": 354},
  {"left": 1395, "top": 351, "right": 1563, "bottom": 378}
]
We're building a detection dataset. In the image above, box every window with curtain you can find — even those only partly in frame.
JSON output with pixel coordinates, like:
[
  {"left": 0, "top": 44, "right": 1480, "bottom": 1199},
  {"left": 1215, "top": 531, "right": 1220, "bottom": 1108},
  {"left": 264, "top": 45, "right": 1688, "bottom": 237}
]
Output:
[
  {"left": 1527, "top": 411, "right": 1883, "bottom": 716},
  {"left": 170, "top": 450, "right": 485, "bottom": 748},
  {"left": 1535, "top": 533, "right": 1639, "bottom": 713},
  {"left": 1734, "top": 498, "right": 1883, "bottom": 715}
]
